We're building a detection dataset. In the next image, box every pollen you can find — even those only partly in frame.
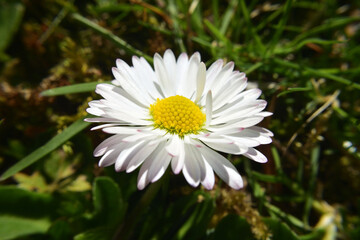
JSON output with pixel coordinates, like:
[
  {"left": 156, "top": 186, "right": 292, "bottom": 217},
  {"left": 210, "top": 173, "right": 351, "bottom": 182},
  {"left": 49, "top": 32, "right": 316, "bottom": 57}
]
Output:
[{"left": 149, "top": 95, "right": 206, "bottom": 137}]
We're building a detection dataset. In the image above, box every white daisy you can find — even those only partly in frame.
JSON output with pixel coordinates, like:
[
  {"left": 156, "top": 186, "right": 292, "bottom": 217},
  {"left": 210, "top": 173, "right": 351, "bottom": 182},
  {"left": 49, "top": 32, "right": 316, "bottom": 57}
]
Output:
[{"left": 85, "top": 49, "right": 273, "bottom": 190}]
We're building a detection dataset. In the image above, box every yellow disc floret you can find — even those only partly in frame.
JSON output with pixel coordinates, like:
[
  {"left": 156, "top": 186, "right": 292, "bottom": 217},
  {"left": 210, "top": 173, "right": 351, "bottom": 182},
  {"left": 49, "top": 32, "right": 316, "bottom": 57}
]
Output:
[{"left": 149, "top": 95, "right": 206, "bottom": 137}]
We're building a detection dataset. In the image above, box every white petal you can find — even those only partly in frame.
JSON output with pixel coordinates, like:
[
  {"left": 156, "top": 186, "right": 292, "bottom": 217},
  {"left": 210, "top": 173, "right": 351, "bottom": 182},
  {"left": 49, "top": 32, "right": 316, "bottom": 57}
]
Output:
[
  {"left": 208, "top": 62, "right": 234, "bottom": 97},
  {"left": 198, "top": 144, "right": 243, "bottom": 189},
  {"left": 154, "top": 53, "right": 173, "bottom": 97},
  {"left": 137, "top": 141, "right": 166, "bottom": 190},
  {"left": 86, "top": 107, "right": 105, "bottom": 116},
  {"left": 205, "top": 91, "right": 212, "bottom": 127},
  {"left": 85, "top": 117, "right": 125, "bottom": 123},
  {"left": 115, "top": 59, "right": 155, "bottom": 104},
  {"left": 165, "top": 135, "right": 182, "bottom": 157},
  {"left": 256, "top": 111, "right": 273, "bottom": 117},
  {"left": 171, "top": 141, "right": 185, "bottom": 174},
  {"left": 102, "top": 126, "right": 148, "bottom": 135},
  {"left": 114, "top": 141, "right": 145, "bottom": 172},
  {"left": 111, "top": 67, "right": 151, "bottom": 105},
  {"left": 98, "top": 146, "right": 123, "bottom": 167},
  {"left": 163, "top": 49, "right": 177, "bottom": 92},
  {"left": 90, "top": 124, "right": 118, "bottom": 131},
  {"left": 98, "top": 149, "right": 117, "bottom": 167},
  {"left": 199, "top": 152, "right": 215, "bottom": 190},
  {"left": 94, "top": 135, "right": 123, "bottom": 157},
  {"left": 243, "top": 148, "right": 268, "bottom": 163},
  {"left": 179, "top": 52, "right": 201, "bottom": 98},
  {"left": 212, "top": 73, "right": 247, "bottom": 110},
  {"left": 204, "top": 59, "right": 223, "bottom": 94},
  {"left": 132, "top": 56, "right": 161, "bottom": 100},
  {"left": 199, "top": 135, "right": 245, "bottom": 154},
  {"left": 195, "top": 62, "right": 206, "bottom": 103},
  {"left": 211, "top": 100, "right": 267, "bottom": 124},
  {"left": 175, "top": 53, "right": 189, "bottom": 95},
  {"left": 126, "top": 142, "right": 160, "bottom": 173},
  {"left": 182, "top": 144, "right": 201, "bottom": 187},
  {"left": 147, "top": 149, "right": 172, "bottom": 183}
]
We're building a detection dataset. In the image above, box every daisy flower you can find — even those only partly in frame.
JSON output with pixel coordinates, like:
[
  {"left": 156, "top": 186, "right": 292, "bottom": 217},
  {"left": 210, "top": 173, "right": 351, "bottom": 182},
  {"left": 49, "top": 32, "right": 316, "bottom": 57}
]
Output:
[{"left": 86, "top": 49, "right": 273, "bottom": 190}]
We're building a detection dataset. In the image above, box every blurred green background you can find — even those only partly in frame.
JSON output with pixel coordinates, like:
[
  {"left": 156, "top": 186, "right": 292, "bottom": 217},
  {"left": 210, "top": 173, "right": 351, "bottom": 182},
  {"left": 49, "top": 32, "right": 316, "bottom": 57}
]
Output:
[{"left": 0, "top": 0, "right": 359, "bottom": 239}]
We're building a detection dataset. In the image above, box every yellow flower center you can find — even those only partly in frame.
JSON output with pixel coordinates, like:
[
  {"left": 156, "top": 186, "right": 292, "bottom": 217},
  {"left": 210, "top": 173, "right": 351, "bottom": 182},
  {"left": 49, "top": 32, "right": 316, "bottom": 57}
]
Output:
[{"left": 149, "top": 95, "right": 206, "bottom": 137}]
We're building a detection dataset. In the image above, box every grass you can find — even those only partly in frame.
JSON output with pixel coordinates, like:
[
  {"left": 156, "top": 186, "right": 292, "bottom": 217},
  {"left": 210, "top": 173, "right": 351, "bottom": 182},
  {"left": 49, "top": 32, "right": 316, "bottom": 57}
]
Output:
[{"left": 0, "top": 0, "right": 359, "bottom": 239}]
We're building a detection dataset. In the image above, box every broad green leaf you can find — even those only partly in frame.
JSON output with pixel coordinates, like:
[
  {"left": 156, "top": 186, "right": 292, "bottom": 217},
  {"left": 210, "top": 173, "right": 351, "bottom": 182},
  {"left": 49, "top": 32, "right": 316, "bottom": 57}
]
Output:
[
  {"left": 0, "top": 186, "right": 54, "bottom": 218},
  {"left": 0, "top": 0, "right": 25, "bottom": 54},
  {"left": 213, "top": 214, "right": 254, "bottom": 240},
  {"left": 41, "top": 81, "right": 110, "bottom": 96},
  {"left": 0, "top": 117, "right": 90, "bottom": 181},
  {"left": 0, "top": 216, "right": 51, "bottom": 240},
  {"left": 263, "top": 218, "right": 300, "bottom": 240},
  {"left": 92, "top": 176, "right": 126, "bottom": 227}
]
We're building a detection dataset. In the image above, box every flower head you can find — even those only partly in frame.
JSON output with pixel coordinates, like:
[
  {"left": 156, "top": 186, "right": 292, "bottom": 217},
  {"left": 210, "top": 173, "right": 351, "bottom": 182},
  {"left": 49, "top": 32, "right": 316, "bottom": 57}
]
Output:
[{"left": 86, "top": 49, "right": 273, "bottom": 190}]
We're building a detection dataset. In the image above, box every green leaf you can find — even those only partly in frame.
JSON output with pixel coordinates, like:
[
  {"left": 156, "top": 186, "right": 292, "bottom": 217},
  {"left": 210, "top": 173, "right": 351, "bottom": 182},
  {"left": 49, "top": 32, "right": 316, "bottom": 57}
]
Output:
[
  {"left": 92, "top": 176, "right": 126, "bottom": 227},
  {"left": 71, "top": 13, "right": 152, "bottom": 62},
  {"left": 0, "top": 186, "right": 54, "bottom": 218},
  {"left": 277, "top": 87, "right": 312, "bottom": 97},
  {"left": 213, "top": 214, "right": 254, "bottom": 240},
  {"left": 204, "top": 19, "right": 230, "bottom": 46},
  {"left": 0, "top": 215, "right": 51, "bottom": 240},
  {"left": 175, "top": 192, "right": 215, "bottom": 240},
  {"left": 41, "top": 81, "right": 111, "bottom": 96},
  {"left": 64, "top": 175, "right": 92, "bottom": 192},
  {"left": 47, "top": 220, "right": 72, "bottom": 240},
  {"left": 0, "top": 117, "right": 90, "bottom": 181},
  {"left": 13, "top": 171, "right": 49, "bottom": 193},
  {"left": 263, "top": 218, "right": 300, "bottom": 240},
  {"left": 74, "top": 227, "right": 114, "bottom": 240},
  {"left": 291, "top": 16, "right": 360, "bottom": 47},
  {"left": 0, "top": 0, "right": 25, "bottom": 54}
]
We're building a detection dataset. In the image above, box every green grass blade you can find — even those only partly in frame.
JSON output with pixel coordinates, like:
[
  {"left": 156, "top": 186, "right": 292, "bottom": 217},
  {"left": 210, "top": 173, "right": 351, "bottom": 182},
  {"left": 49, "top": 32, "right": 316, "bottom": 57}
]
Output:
[
  {"left": 275, "top": 38, "right": 343, "bottom": 55},
  {"left": 167, "top": 0, "right": 186, "bottom": 52},
  {"left": 273, "top": 58, "right": 360, "bottom": 89},
  {"left": 244, "top": 62, "right": 263, "bottom": 75},
  {"left": 203, "top": 19, "right": 229, "bottom": 45},
  {"left": 265, "top": 202, "right": 310, "bottom": 231},
  {"left": 271, "top": 146, "right": 283, "bottom": 174},
  {"left": 41, "top": 81, "right": 111, "bottom": 96},
  {"left": 291, "top": 16, "right": 360, "bottom": 47},
  {"left": 219, "top": 0, "right": 238, "bottom": 35},
  {"left": 71, "top": 13, "right": 152, "bottom": 62},
  {"left": 238, "top": 0, "right": 265, "bottom": 54},
  {"left": 277, "top": 87, "right": 312, "bottom": 97},
  {"left": 303, "top": 146, "right": 320, "bottom": 224},
  {"left": 266, "top": 0, "right": 293, "bottom": 57},
  {"left": 211, "top": 0, "right": 219, "bottom": 26},
  {"left": 0, "top": 117, "right": 90, "bottom": 181}
]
